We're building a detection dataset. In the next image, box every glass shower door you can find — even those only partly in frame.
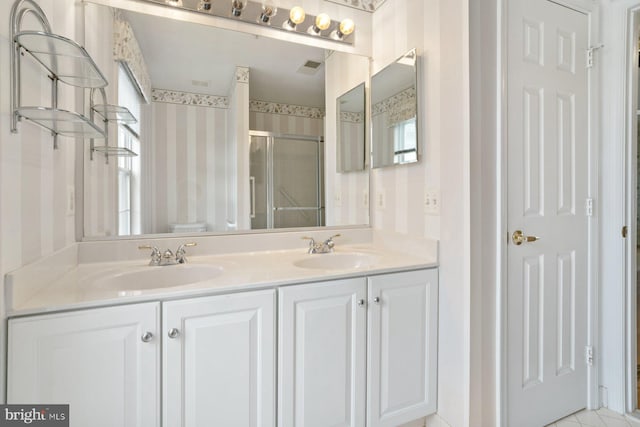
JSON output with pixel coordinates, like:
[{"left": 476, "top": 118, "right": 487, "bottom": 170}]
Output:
[
  {"left": 272, "top": 136, "right": 323, "bottom": 228},
  {"left": 249, "top": 132, "right": 324, "bottom": 230}
]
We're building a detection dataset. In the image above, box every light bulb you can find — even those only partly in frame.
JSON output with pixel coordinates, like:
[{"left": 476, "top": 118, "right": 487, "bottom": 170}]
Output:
[
  {"left": 166, "top": 0, "right": 183, "bottom": 6},
  {"left": 315, "top": 13, "right": 331, "bottom": 31},
  {"left": 283, "top": 6, "right": 305, "bottom": 30},
  {"left": 339, "top": 19, "right": 355, "bottom": 36},
  {"left": 197, "top": 0, "right": 212, "bottom": 11},
  {"left": 259, "top": 4, "right": 278, "bottom": 23},
  {"left": 231, "top": 0, "right": 245, "bottom": 16},
  {"left": 289, "top": 7, "right": 306, "bottom": 25}
]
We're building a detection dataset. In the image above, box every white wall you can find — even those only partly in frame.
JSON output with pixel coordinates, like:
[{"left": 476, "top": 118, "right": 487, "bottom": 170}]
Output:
[
  {"left": 371, "top": 1, "right": 471, "bottom": 426},
  {"left": 0, "top": 0, "right": 83, "bottom": 403}
]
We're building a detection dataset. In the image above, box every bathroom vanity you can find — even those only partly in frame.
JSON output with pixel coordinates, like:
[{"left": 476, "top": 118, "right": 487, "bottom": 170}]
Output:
[{"left": 5, "top": 233, "right": 438, "bottom": 427}]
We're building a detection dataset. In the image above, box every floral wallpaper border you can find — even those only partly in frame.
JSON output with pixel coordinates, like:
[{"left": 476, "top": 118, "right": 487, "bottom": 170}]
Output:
[
  {"left": 250, "top": 100, "right": 325, "bottom": 119},
  {"left": 113, "top": 11, "right": 152, "bottom": 103},
  {"left": 372, "top": 86, "right": 416, "bottom": 126},
  {"left": 340, "top": 111, "right": 364, "bottom": 123},
  {"left": 324, "top": 0, "right": 388, "bottom": 12},
  {"left": 236, "top": 67, "right": 250, "bottom": 83},
  {"left": 152, "top": 89, "right": 230, "bottom": 108}
]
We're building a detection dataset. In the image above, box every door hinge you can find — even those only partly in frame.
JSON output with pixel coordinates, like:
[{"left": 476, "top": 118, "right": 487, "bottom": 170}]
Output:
[
  {"left": 585, "top": 198, "right": 593, "bottom": 217},
  {"left": 585, "top": 346, "right": 594, "bottom": 367},
  {"left": 586, "top": 44, "right": 604, "bottom": 68},
  {"left": 622, "top": 225, "right": 628, "bottom": 238}
]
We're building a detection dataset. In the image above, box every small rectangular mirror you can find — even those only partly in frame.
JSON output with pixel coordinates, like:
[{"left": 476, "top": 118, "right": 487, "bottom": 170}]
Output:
[
  {"left": 337, "top": 82, "right": 366, "bottom": 172},
  {"left": 371, "top": 48, "right": 418, "bottom": 168}
]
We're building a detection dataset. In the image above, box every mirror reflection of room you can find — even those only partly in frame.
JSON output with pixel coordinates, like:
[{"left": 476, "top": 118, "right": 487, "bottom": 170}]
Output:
[
  {"left": 83, "top": 3, "right": 369, "bottom": 238},
  {"left": 371, "top": 48, "right": 419, "bottom": 168}
]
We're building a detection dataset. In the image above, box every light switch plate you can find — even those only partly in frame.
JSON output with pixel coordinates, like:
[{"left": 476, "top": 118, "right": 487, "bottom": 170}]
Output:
[
  {"left": 66, "top": 185, "right": 75, "bottom": 217},
  {"left": 376, "top": 189, "right": 386, "bottom": 210},
  {"left": 334, "top": 189, "right": 342, "bottom": 207},
  {"left": 363, "top": 190, "right": 369, "bottom": 208},
  {"left": 424, "top": 189, "right": 440, "bottom": 215}
]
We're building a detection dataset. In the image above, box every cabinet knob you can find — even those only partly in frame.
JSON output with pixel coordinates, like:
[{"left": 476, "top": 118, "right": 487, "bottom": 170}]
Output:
[
  {"left": 357, "top": 299, "right": 365, "bottom": 307},
  {"left": 168, "top": 328, "right": 180, "bottom": 339},
  {"left": 373, "top": 297, "right": 380, "bottom": 304},
  {"left": 141, "top": 332, "right": 153, "bottom": 343}
]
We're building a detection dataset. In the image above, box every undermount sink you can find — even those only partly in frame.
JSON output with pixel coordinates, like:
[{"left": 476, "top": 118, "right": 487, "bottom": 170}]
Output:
[
  {"left": 89, "top": 264, "right": 224, "bottom": 293},
  {"left": 293, "top": 252, "right": 379, "bottom": 270}
]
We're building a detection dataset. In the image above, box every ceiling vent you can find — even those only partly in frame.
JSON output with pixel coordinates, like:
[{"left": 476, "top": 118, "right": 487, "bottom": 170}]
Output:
[
  {"left": 297, "top": 60, "right": 323, "bottom": 75},
  {"left": 191, "top": 79, "right": 210, "bottom": 88}
]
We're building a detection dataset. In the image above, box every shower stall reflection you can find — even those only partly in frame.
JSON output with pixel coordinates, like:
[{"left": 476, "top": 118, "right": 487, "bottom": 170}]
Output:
[{"left": 249, "top": 131, "right": 325, "bottom": 229}]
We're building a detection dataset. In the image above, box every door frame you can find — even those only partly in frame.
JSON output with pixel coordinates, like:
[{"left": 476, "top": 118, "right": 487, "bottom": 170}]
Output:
[
  {"left": 497, "top": 0, "right": 601, "bottom": 424},
  {"left": 625, "top": 5, "right": 640, "bottom": 416}
]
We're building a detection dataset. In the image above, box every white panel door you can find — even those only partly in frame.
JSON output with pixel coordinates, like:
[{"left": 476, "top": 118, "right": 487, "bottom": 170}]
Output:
[
  {"left": 8, "top": 303, "right": 160, "bottom": 427},
  {"left": 278, "top": 278, "right": 367, "bottom": 427},
  {"left": 163, "top": 289, "right": 276, "bottom": 427},
  {"left": 367, "top": 269, "right": 438, "bottom": 427},
  {"left": 507, "top": 1, "right": 589, "bottom": 425}
]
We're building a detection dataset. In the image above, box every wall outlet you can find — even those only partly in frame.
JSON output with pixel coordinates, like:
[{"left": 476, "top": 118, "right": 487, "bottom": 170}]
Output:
[
  {"left": 424, "top": 189, "right": 440, "bottom": 215},
  {"left": 334, "top": 190, "right": 342, "bottom": 207},
  {"left": 363, "top": 190, "right": 369, "bottom": 208},
  {"left": 376, "top": 189, "right": 386, "bottom": 210},
  {"left": 66, "top": 185, "right": 75, "bottom": 217}
]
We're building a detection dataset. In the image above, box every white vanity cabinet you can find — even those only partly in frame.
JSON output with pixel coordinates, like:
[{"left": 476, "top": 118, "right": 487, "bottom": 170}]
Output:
[
  {"left": 367, "top": 269, "right": 438, "bottom": 427},
  {"left": 162, "top": 289, "right": 276, "bottom": 427},
  {"left": 7, "top": 302, "right": 161, "bottom": 427},
  {"left": 278, "top": 277, "right": 368, "bottom": 427},
  {"left": 278, "top": 269, "right": 438, "bottom": 427}
]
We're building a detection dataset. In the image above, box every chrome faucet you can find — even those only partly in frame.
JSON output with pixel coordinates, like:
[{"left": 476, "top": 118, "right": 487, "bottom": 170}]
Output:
[
  {"left": 138, "top": 245, "right": 162, "bottom": 266},
  {"left": 302, "top": 234, "right": 341, "bottom": 254},
  {"left": 139, "top": 242, "right": 198, "bottom": 266},
  {"left": 176, "top": 242, "right": 197, "bottom": 264}
]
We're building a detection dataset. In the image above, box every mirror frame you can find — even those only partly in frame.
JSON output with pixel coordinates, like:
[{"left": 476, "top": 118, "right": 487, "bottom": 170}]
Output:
[
  {"left": 336, "top": 82, "right": 366, "bottom": 173},
  {"left": 370, "top": 48, "right": 419, "bottom": 169}
]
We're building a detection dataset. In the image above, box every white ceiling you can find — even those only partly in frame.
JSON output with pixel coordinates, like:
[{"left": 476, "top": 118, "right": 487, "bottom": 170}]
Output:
[{"left": 124, "top": 10, "right": 326, "bottom": 107}]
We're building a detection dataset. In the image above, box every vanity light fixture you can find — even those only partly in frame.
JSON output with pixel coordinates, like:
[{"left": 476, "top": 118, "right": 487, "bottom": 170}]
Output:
[
  {"left": 259, "top": 3, "right": 278, "bottom": 23},
  {"left": 330, "top": 18, "right": 355, "bottom": 40},
  {"left": 307, "top": 13, "right": 331, "bottom": 35},
  {"left": 231, "top": 0, "right": 246, "bottom": 16},
  {"left": 138, "top": 0, "right": 354, "bottom": 44},
  {"left": 198, "top": 0, "right": 212, "bottom": 11},
  {"left": 282, "top": 6, "right": 305, "bottom": 30}
]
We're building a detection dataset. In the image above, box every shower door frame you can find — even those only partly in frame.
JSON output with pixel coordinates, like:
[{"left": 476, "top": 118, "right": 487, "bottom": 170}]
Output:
[{"left": 249, "top": 130, "right": 325, "bottom": 230}]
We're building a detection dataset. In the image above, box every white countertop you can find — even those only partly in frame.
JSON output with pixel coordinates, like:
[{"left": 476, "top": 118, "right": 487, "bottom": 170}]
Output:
[{"left": 7, "top": 242, "right": 437, "bottom": 317}]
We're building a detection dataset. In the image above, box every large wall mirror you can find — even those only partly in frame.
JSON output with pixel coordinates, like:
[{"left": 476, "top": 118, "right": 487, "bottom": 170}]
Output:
[
  {"left": 371, "top": 48, "right": 418, "bottom": 168},
  {"left": 82, "top": 2, "right": 370, "bottom": 238},
  {"left": 337, "top": 83, "right": 366, "bottom": 173}
]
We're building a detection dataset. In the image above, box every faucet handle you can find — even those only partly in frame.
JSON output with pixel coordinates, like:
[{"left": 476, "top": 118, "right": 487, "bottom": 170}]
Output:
[
  {"left": 176, "top": 242, "right": 197, "bottom": 264},
  {"left": 139, "top": 245, "right": 161, "bottom": 266}
]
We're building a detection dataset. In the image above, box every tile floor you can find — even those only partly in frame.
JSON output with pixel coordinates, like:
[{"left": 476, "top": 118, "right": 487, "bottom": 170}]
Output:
[{"left": 546, "top": 408, "right": 640, "bottom": 427}]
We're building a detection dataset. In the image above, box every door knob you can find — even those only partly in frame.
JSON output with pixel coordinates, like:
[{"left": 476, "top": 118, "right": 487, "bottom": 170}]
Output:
[
  {"left": 511, "top": 230, "right": 541, "bottom": 246},
  {"left": 168, "top": 328, "right": 180, "bottom": 339},
  {"left": 141, "top": 332, "right": 153, "bottom": 343}
]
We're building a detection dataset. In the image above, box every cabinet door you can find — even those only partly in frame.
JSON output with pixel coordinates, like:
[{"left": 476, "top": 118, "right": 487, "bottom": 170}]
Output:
[
  {"left": 163, "top": 289, "right": 276, "bottom": 427},
  {"left": 367, "top": 269, "right": 438, "bottom": 427},
  {"left": 8, "top": 303, "right": 160, "bottom": 427},
  {"left": 279, "top": 278, "right": 367, "bottom": 427}
]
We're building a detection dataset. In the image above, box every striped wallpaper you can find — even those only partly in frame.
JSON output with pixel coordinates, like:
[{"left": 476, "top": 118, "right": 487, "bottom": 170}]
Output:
[
  {"left": 325, "top": 51, "right": 371, "bottom": 227},
  {"left": 143, "top": 102, "right": 229, "bottom": 234},
  {"left": 0, "top": 0, "right": 80, "bottom": 270},
  {"left": 0, "top": 0, "right": 83, "bottom": 403},
  {"left": 371, "top": 0, "right": 440, "bottom": 240}
]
